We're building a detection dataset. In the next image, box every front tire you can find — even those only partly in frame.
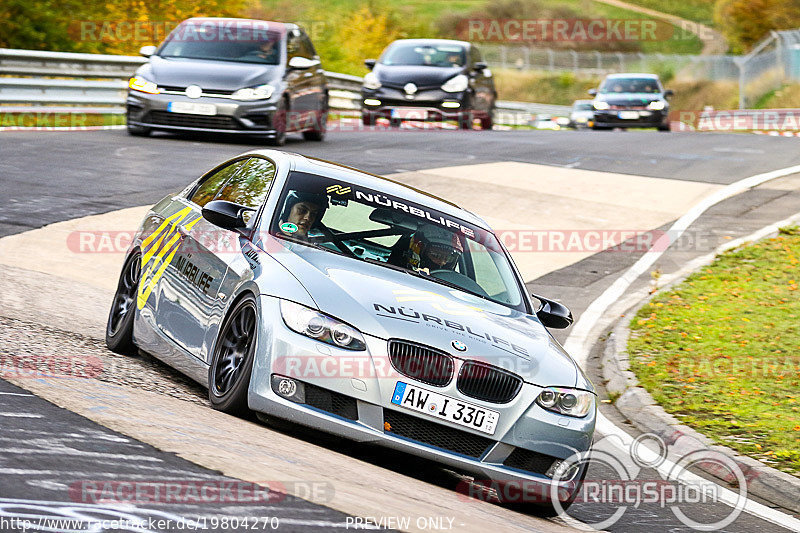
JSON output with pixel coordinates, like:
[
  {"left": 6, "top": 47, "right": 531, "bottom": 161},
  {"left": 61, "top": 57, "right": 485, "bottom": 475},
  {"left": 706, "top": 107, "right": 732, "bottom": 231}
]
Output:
[
  {"left": 208, "top": 295, "right": 258, "bottom": 415},
  {"left": 268, "top": 99, "right": 287, "bottom": 146},
  {"left": 303, "top": 96, "right": 328, "bottom": 141},
  {"left": 106, "top": 251, "right": 141, "bottom": 354},
  {"left": 127, "top": 124, "right": 151, "bottom": 137}
]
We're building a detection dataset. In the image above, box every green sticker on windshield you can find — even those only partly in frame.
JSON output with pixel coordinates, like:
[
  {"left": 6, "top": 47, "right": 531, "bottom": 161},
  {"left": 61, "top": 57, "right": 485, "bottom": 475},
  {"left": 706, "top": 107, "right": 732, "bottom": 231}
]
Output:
[{"left": 280, "top": 222, "right": 298, "bottom": 234}]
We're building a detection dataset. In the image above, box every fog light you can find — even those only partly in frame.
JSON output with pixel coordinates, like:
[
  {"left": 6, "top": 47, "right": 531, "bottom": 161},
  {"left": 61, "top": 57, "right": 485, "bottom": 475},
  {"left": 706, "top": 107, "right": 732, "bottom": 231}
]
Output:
[
  {"left": 441, "top": 101, "right": 461, "bottom": 108},
  {"left": 271, "top": 374, "right": 305, "bottom": 403},
  {"left": 546, "top": 459, "right": 580, "bottom": 481},
  {"left": 364, "top": 98, "right": 381, "bottom": 106}
]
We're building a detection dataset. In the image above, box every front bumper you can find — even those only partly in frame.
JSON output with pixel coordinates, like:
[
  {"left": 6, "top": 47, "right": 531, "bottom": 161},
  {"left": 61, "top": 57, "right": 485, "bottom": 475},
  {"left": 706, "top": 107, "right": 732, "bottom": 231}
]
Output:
[
  {"left": 360, "top": 87, "right": 477, "bottom": 121},
  {"left": 592, "top": 109, "right": 668, "bottom": 128},
  {"left": 249, "top": 296, "right": 595, "bottom": 499},
  {"left": 126, "top": 90, "right": 280, "bottom": 135}
]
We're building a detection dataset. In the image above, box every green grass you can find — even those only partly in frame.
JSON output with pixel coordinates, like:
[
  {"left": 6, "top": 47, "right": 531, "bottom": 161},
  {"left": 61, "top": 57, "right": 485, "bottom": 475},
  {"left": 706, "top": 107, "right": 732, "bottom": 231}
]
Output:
[
  {"left": 628, "top": 228, "right": 800, "bottom": 477},
  {"left": 0, "top": 112, "right": 124, "bottom": 128},
  {"left": 613, "top": 0, "right": 715, "bottom": 26}
]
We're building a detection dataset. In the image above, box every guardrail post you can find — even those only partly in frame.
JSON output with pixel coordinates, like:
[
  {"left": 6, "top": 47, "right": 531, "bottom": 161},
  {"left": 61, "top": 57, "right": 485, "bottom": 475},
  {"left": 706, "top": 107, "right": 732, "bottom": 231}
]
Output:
[{"left": 547, "top": 48, "right": 555, "bottom": 71}]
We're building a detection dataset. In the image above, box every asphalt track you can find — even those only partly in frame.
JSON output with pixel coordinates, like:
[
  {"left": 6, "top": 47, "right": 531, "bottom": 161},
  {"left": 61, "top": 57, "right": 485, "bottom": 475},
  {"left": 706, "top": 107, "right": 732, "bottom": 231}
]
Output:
[{"left": 2, "top": 127, "right": 800, "bottom": 532}]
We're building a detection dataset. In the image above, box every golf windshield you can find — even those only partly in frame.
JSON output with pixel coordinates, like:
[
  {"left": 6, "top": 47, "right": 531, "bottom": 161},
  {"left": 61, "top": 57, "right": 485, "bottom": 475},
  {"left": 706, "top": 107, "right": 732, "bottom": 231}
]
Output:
[
  {"left": 599, "top": 77, "right": 661, "bottom": 93},
  {"left": 270, "top": 171, "right": 525, "bottom": 310},
  {"left": 158, "top": 22, "right": 283, "bottom": 65}
]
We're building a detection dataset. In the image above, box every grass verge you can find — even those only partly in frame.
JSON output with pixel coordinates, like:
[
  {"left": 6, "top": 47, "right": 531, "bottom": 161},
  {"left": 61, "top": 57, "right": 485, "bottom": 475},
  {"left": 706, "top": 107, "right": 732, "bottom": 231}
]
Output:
[{"left": 628, "top": 227, "right": 800, "bottom": 477}]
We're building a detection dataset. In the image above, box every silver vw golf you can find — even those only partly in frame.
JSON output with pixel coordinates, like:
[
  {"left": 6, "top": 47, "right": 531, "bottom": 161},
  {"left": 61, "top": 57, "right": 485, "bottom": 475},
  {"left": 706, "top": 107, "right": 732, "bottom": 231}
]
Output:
[{"left": 106, "top": 150, "right": 595, "bottom": 513}]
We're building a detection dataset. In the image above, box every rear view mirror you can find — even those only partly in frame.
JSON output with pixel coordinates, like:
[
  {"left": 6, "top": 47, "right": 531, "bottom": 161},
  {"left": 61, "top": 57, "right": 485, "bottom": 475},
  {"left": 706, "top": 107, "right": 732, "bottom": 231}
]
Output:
[
  {"left": 664, "top": 89, "right": 674, "bottom": 98},
  {"left": 288, "top": 56, "right": 320, "bottom": 70},
  {"left": 202, "top": 200, "right": 254, "bottom": 232},
  {"left": 533, "top": 294, "right": 573, "bottom": 329},
  {"left": 139, "top": 45, "right": 157, "bottom": 57},
  {"left": 588, "top": 88, "right": 597, "bottom": 96},
  {"left": 364, "top": 59, "right": 377, "bottom": 69},
  {"left": 473, "top": 61, "right": 488, "bottom": 71}
]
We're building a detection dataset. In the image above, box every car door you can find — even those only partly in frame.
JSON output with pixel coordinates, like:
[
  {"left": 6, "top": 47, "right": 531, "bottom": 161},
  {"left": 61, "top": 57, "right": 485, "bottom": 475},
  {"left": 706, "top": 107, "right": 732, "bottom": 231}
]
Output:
[
  {"left": 300, "top": 31, "right": 327, "bottom": 120},
  {"left": 159, "top": 157, "right": 279, "bottom": 363},
  {"left": 284, "top": 29, "right": 321, "bottom": 129},
  {"left": 154, "top": 158, "right": 248, "bottom": 359},
  {"left": 469, "top": 45, "right": 494, "bottom": 113}
]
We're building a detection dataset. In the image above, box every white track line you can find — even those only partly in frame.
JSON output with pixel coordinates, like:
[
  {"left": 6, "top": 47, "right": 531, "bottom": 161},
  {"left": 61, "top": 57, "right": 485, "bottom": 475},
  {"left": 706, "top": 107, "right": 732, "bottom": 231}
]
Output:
[{"left": 563, "top": 163, "right": 800, "bottom": 531}]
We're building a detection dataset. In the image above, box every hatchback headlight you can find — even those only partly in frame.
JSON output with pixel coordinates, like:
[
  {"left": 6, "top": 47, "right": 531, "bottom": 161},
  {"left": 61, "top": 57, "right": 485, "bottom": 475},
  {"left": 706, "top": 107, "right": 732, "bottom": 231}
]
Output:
[
  {"left": 441, "top": 74, "right": 468, "bottom": 93},
  {"left": 363, "top": 72, "right": 382, "bottom": 90},
  {"left": 280, "top": 300, "right": 366, "bottom": 351},
  {"left": 648, "top": 100, "right": 667, "bottom": 110},
  {"left": 536, "top": 387, "right": 594, "bottom": 417},
  {"left": 231, "top": 84, "right": 275, "bottom": 101},
  {"left": 129, "top": 76, "right": 159, "bottom": 94},
  {"left": 593, "top": 101, "right": 610, "bottom": 110}
]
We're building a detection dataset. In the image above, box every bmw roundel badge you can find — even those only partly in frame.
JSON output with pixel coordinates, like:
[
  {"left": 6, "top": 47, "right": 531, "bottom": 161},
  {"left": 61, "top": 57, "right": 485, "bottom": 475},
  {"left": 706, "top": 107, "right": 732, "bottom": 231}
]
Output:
[{"left": 451, "top": 340, "right": 467, "bottom": 352}]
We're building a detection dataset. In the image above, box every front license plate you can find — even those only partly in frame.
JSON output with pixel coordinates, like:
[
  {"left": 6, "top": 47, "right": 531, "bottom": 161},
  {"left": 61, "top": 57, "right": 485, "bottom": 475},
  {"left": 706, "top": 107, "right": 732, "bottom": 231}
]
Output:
[
  {"left": 618, "top": 111, "right": 640, "bottom": 119},
  {"left": 391, "top": 108, "right": 428, "bottom": 120},
  {"left": 390, "top": 382, "right": 499, "bottom": 435},
  {"left": 167, "top": 102, "right": 217, "bottom": 116}
]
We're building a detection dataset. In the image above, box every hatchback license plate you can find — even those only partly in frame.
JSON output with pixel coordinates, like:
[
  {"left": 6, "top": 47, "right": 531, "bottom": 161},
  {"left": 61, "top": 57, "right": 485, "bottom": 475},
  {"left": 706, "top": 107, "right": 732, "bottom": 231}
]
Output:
[
  {"left": 167, "top": 102, "right": 217, "bottom": 116},
  {"left": 618, "top": 111, "right": 640, "bottom": 119},
  {"left": 390, "top": 381, "right": 499, "bottom": 435},
  {"left": 391, "top": 108, "right": 429, "bottom": 120}
]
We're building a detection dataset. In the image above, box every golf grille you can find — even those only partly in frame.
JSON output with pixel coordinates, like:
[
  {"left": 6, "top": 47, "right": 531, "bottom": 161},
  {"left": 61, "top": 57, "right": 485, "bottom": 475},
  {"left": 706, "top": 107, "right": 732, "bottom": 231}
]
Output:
[
  {"left": 389, "top": 340, "right": 454, "bottom": 387},
  {"left": 503, "top": 447, "right": 558, "bottom": 476},
  {"left": 457, "top": 362, "right": 523, "bottom": 404},
  {"left": 146, "top": 111, "right": 239, "bottom": 130},
  {"left": 304, "top": 383, "right": 358, "bottom": 421},
  {"left": 383, "top": 409, "right": 492, "bottom": 458}
]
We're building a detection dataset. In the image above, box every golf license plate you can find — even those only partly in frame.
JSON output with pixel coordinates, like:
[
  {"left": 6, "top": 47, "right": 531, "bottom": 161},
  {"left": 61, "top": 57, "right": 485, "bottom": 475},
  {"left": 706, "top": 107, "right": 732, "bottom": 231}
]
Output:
[
  {"left": 391, "top": 108, "right": 428, "bottom": 120},
  {"left": 390, "top": 381, "right": 499, "bottom": 435},
  {"left": 167, "top": 102, "right": 217, "bottom": 116},
  {"left": 618, "top": 111, "right": 640, "bottom": 119}
]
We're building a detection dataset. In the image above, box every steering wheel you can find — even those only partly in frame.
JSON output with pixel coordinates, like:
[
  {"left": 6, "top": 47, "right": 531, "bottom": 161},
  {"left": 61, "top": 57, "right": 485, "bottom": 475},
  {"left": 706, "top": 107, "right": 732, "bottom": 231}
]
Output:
[{"left": 428, "top": 270, "right": 488, "bottom": 297}]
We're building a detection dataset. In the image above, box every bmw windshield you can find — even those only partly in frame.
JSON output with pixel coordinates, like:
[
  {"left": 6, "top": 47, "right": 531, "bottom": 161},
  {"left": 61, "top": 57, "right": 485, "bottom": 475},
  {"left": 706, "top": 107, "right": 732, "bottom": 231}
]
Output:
[
  {"left": 158, "top": 22, "right": 283, "bottom": 65},
  {"left": 270, "top": 171, "right": 526, "bottom": 311}
]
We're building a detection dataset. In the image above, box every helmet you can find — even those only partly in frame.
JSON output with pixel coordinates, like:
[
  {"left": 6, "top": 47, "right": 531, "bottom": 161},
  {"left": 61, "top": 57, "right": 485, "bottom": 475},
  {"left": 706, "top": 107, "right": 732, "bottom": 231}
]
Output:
[
  {"left": 415, "top": 224, "right": 463, "bottom": 269},
  {"left": 279, "top": 190, "right": 328, "bottom": 227}
]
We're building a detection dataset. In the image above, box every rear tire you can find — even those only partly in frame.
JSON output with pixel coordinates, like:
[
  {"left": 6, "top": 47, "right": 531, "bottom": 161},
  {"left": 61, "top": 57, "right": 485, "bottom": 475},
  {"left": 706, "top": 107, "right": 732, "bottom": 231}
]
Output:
[
  {"left": 208, "top": 295, "right": 258, "bottom": 415},
  {"left": 303, "top": 96, "right": 328, "bottom": 141},
  {"left": 106, "top": 251, "right": 141, "bottom": 354}
]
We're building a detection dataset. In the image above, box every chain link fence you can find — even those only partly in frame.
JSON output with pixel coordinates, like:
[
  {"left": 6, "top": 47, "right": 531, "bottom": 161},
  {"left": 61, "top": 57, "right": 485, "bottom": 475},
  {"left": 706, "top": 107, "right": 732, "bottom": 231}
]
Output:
[{"left": 736, "top": 29, "right": 800, "bottom": 108}]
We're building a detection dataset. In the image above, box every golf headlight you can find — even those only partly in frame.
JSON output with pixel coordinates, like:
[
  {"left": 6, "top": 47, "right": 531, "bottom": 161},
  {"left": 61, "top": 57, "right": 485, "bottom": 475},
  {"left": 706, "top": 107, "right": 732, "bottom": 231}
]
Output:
[
  {"left": 232, "top": 84, "right": 275, "bottom": 101},
  {"left": 536, "top": 387, "right": 594, "bottom": 417},
  {"left": 363, "top": 72, "right": 382, "bottom": 90},
  {"left": 129, "top": 76, "right": 159, "bottom": 94},
  {"left": 280, "top": 300, "right": 366, "bottom": 351},
  {"left": 441, "top": 74, "right": 468, "bottom": 93},
  {"left": 593, "top": 101, "right": 610, "bottom": 110},
  {"left": 648, "top": 100, "right": 666, "bottom": 110}
]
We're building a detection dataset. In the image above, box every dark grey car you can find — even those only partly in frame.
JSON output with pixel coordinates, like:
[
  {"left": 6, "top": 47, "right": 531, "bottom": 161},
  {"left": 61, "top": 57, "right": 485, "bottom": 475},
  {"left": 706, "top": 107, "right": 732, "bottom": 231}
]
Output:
[
  {"left": 361, "top": 39, "right": 497, "bottom": 130},
  {"left": 589, "top": 73, "right": 673, "bottom": 131},
  {"left": 126, "top": 17, "right": 328, "bottom": 145}
]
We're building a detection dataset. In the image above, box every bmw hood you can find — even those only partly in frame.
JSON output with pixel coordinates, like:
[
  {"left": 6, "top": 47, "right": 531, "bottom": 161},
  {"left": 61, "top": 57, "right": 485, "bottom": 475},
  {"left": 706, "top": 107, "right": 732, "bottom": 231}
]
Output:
[
  {"left": 374, "top": 64, "right": 463, "bottom": 88},
  {"left": 139, "top": 55, "right": 279, "bottom": 90},
  {"left": 266, "top": 241, "right": 581, "bottom": 388}
]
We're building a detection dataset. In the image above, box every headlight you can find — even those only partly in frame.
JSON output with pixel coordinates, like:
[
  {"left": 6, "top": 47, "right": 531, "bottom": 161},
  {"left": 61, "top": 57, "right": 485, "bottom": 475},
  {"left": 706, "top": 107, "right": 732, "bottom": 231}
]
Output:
[
  {"left": 363, "top": 72, "right": 381, "bottom": 90},
  {"left": 536, "top": 387, "right": 594, "bottom": 417},
  {"left": 648, "top": 100, "right": 667, "bottom": 110},
  {"left": 231, "top": 84, "right": 275, "bottom": 101},
  {"left": 441, "top": 74, "right": 468, "bottom": 93},
  {"left": 280, "top": 300, "right": 366, "bottom": 351},
  {"left": 129, "top": 76, "right": 159, "bottom": 94},
  {"left": 593, "top": 101, "right": 610, "bottom": 110}
]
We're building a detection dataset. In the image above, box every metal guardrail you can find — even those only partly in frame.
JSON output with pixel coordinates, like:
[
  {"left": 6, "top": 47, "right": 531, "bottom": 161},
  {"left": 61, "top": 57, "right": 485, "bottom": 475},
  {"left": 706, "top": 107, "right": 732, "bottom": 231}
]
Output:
[{"left": 0, "top": 48, "right": 569, "bottom": 122}]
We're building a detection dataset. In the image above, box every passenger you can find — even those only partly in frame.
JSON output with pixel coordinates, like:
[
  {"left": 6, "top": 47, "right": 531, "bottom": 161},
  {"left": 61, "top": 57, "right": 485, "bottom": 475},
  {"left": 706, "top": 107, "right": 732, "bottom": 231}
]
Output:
[
  {"left": 403, "top": 224, "right": 464, "bottom": 272},
  {"left": 277, "top": 191, "right": 327, "bottom": 239}
]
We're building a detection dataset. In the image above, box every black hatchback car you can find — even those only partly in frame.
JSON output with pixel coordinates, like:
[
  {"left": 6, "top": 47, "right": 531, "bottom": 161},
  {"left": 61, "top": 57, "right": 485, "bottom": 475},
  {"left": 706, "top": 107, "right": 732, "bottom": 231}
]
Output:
[
  {"left": 126, "top": 18, "right": 328, "bottom": 145},
  {"left": 360, "top": 39, "right": 496, "bottom": 129},
  {"left": 589, "top": 73, "right": 673, "bottom": 131}
]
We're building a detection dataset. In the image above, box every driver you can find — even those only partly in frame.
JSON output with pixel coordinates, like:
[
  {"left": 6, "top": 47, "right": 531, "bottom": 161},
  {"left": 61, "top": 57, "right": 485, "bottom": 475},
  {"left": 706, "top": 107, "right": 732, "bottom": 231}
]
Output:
[
  {"left": 277, "top": 191, "right": 328, "bottom": 240},
  {"left": 404, "top": 224, "right": 463, "bottom": 272}
]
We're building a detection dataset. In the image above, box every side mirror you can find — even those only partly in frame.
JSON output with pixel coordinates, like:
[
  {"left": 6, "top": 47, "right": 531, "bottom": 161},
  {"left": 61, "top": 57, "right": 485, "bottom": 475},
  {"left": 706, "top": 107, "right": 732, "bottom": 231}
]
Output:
[
  {"left": 364, "top": 59, "right": 377, "bottom": 69},
  {"left": 201, "top": 200, "right": 254, "bottom": 231},
  {"left": 473, "top": 61, "right": 488, "bottom": 71},
  {"left": 533, "top": 294, "right": 573, "bottom": 329},
  {"left": 664, "top": 89, "right": 674, "bottom": 98},
  {"left": 588, "top": 88, "right": 597, "bottom": 96},
  {"left": 139, "top": 45, "right": 157, "bottom": 58},
  {"left": 288, "top": 56, "right": 320, "bottom": 70}
]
